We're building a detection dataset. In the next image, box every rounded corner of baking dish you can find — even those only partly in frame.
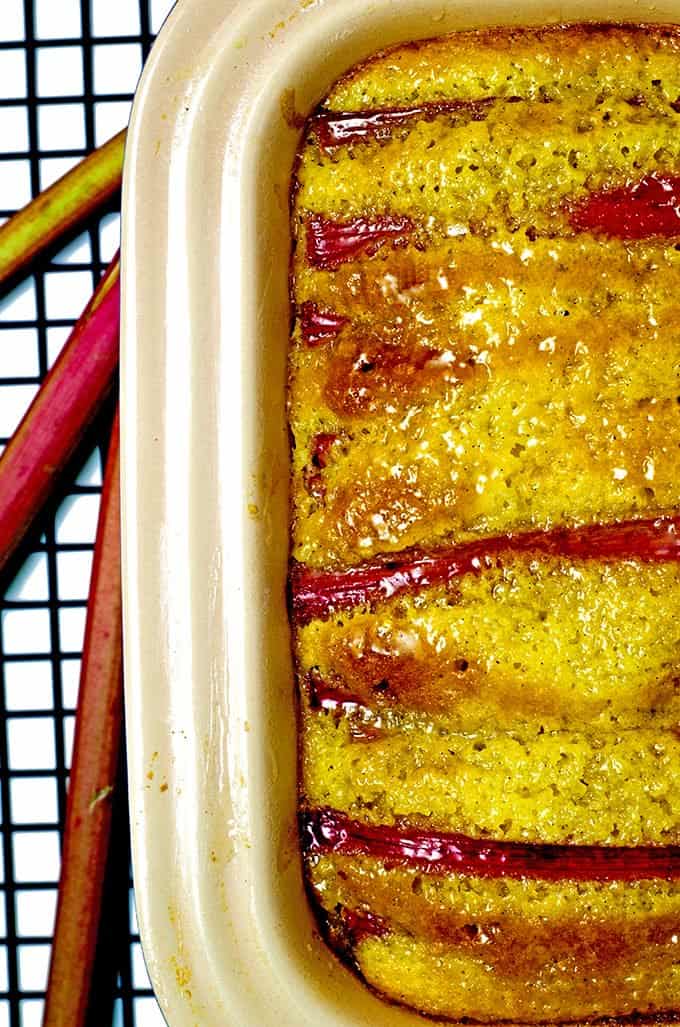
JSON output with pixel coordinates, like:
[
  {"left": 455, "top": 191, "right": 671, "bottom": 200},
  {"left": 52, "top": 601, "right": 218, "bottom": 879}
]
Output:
[{"left": 119, "top": 0, "right": 680, "bottom": 1023}]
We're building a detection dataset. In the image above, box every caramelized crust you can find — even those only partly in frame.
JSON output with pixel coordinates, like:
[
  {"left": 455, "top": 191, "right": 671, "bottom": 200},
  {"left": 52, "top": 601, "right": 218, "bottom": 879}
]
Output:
[
  {"left": 307, "top": 856, "right": 680, "bottom": 1021},
  {"left": 290, "top": 235, "right": 680, "bottom": 568},
  {"left": 309, "top": 854, "right": 680, "bottom": 956},
  {"left": 297, "top": 555, "right": 680, "bottom": 731},
  {"left": 354, "top": 931, "right": 679, "bottom": 1022},
  {"left": 290, "top": 21, "right": 680, "bottom": 1023}
]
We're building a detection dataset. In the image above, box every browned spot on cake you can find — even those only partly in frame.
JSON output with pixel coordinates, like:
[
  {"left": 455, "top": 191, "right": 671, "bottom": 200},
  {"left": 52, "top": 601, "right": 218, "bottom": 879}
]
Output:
[
  {"left": 304, "top": 432, "right": 342, "bottom": 498},
  {"left": 608, "top": 396, "right": 680, "bottom": 495},
  {"left": 323, "top": 331, "right": 470, "bottom": 417},
  {"left": 304, "top": 628, "right": 680, "bottom": 730},
  {"left": 324, "top": 472, "right": 465, "bottom": 560},
  {"left": 320, "top": 621, "right": 565, "bottom": 720},
  {"left": 305, "top": 392, "right": 680, "bottom": 564},
  {"left": 296, "top": 237, "right": 680, "bottom": 325},
  {"left": 311, "top": 865, "right": 680, "bottom": 977},
  {"left": 301, "top": 250, "right": 680, "bottom": 417}
]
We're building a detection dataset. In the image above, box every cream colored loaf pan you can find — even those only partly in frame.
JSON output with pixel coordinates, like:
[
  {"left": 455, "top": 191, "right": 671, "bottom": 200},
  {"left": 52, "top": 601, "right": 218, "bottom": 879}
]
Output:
[{"left": 120, "top": 1, "right": 680, "bottom": 1024}]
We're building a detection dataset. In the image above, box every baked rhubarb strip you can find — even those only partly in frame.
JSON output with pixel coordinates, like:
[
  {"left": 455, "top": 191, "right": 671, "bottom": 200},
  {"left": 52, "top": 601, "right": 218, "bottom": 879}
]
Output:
[
  {"left": 569, "top": 174, "right": 680, "bottom": 238},
  {"left": 0, "top": 256, "right": 119, "bottom": 578},
  {"left": 302, "top": 809, "right": 680, "bottom": 881},
  {"left": 307, "top": 672, "right": 366, "bottom": 714},
  {"left": 299, "top": 301, "right": 348, "bottom": 345},
  {"left": 303, "top": 172, "right": 680, "bottom": 266},
  {"left": 339, "top": 907, "right": 388, "bottom": 942},
  {"left": 312, "top": 94, "right": 662, "bottom": 150},
  {"left": 310, "top": 856, "right": 680, "bottom": 960},
  {"left": 306, "top": 214, "right": 413, "bottom": 269},
  {"left": 312, "top": 99, "right": 494, "bottom": 148},
  {"left": 291, "top": 515, "right": 680, "bottom": 622},
  {"left": 306, "top": 676, "right": 384, "bottom": 740}
]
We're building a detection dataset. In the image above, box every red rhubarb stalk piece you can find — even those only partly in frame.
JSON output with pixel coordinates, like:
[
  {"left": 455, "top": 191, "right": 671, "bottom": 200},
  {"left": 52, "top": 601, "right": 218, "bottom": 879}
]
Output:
[
  {"left": 291, "top": 515, "right": 680, "bottom": 622},
  {"left": 308, "top": 672, "right": 366, "bottom": 713},
  {"left": 306, "top": 214, "right": 413, "bottom": 269},
  {"left": 302, "top": 809, "right": 680, "bottom": 882},
  {"left": 310, "top": 432, "right": 340, "bottom": 469},
  {"left": 43, "top": 411, "right": 122, "bottom": 1027},
  {"left": 0, "top": 131, "right": 125, "bottom": 291},
  {"left": 0, "top": 255, "right": 119, "bottom": 580},
  {"left": 305, "top": 433, "right": 341, "bottom": 499},
  {"left": 299, "top": 301, "right": 348, "bottom": 345},
  {"left": 569, "top": 174, "right": 680, "bottom": 238},
  {"left": 307, "top": 675, "right": 382, "bottom": 739},
  {"left": 312, "top": 99, "right": 493, "bottom": 148},
  {"left": 341, "top": 907, "right": 388, "bottom": 942}
]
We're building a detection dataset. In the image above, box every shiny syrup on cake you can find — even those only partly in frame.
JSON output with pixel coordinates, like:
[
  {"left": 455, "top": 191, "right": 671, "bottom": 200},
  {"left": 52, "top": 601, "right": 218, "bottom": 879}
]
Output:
[{"left": 288, "top": 23, "right": 680, "bottom": 1023}]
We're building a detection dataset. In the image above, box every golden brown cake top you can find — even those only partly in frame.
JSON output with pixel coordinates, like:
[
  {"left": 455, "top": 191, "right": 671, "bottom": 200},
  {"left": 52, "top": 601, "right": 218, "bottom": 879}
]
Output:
[
  {"left": 289, "top": 23, "right": 680, "bottom": 570},
  {"left": 289, "top": 22, "right": 680, "bottom": 1025}
]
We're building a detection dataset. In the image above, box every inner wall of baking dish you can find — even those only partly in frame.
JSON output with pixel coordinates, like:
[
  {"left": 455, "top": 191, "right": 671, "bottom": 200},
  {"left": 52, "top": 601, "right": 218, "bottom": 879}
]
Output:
[{"left": 181, "top": 0, "right": 680, "bottom": 1022}]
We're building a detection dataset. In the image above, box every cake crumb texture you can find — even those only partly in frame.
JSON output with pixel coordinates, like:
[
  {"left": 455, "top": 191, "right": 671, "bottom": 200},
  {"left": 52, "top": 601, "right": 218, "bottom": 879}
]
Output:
[{"left": 290, "top": 22, "right": 680, "bottom": 1023}]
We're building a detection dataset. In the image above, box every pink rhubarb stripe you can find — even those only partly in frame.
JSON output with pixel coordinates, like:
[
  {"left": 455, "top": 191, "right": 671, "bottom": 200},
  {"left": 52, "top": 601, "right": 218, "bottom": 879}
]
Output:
[
  {"left": 312, "top": 99, "right": 493, "bottom": 148},
  {"left": 569, "top": 174, "right": 680, "bottom": 238},
  {"left": 302, "top": 809, "right": 680, "bottom": 882},
  {"left": 306, "top": 214, "right": 413, "bottom": 269},
  {"left": 291, "top": 515, "right": 680, "bottom": 622},
  {"left": 299, "top": 301, "right": 348, "bottom": 345}
]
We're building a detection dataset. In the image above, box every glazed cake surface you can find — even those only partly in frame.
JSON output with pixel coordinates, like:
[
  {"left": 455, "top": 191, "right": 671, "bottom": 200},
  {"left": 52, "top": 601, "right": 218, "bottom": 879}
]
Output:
[{"left": 288, "top": 23, "right": 680, "bottom": 1023}]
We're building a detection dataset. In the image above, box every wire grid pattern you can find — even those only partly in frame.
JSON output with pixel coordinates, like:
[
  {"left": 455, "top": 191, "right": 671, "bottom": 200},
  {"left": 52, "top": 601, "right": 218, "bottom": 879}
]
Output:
[{"left": 0, "top": 2, "right": 174, "bottom": 1024}]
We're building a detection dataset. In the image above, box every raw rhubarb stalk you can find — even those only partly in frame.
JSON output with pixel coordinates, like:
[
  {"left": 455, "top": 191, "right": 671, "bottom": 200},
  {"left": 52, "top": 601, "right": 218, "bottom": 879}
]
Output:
[
  {"left": 569, "top": 174, "right": 680, "bottom": 238},
  {"left": 0, "top": 131, "right": 125, "bottom": 290},
  {"left": 0, "top": 255, "right": 119, "bottom": 579},
  {"left": 302, "top": 809, "right": 680, "bottom": 882},
  {"left": 291, "top": 515, "right": 680, "bottom": 622},
  {"left": 312, "top": 99, "right": 493, "bottom": 148},
  {"left": 43, "top": 411, "right": 122, "bottom": 1027},
  {"left": 299, "top": 301, "right": 348, "bottom": 345},
  {"left": 306, "top": 214, "right": 413, "bottom": 269}
]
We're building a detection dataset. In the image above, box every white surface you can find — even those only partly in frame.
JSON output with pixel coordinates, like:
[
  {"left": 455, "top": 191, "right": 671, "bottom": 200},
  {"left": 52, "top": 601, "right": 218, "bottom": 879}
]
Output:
[
  {"left": 92, "top": 0, "right": 142, "bottom": 37},
  {"left": 0, "top": 0, "right": 24, "bottom": 43},
  {"left": 33, "top": 0, "right": 81, "bottom": 41},
  {"left": 36, "top": 47, "right": 85, "bottom": 98},
  {"left": 0, "top": 52, "right": 26, "bottom": 100},
  {"left": 121, "top": 1, "right": 680, "bottom": 1025},
  {"left": 94, "top": 44, "right": 144, "bottom": 95}
]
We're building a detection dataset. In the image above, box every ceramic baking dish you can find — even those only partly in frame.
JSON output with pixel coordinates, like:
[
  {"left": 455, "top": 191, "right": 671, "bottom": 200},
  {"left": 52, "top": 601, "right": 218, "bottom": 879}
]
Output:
[{"left": 120, "top": 0, "right": 680, "bottom": 1023}]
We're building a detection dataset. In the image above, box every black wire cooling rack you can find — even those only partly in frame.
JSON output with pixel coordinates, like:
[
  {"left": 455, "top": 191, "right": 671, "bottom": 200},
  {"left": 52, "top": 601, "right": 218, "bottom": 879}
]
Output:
[{"left": 0, "top": 2, "right": 174, "bottom": 1024}]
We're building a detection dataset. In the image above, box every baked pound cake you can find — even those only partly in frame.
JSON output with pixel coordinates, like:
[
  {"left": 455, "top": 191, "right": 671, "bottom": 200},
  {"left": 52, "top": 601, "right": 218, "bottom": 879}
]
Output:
[{"left": 288, "top": 23, "right": 680, "bottom": 1023}]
